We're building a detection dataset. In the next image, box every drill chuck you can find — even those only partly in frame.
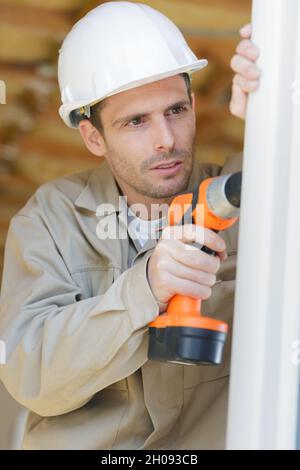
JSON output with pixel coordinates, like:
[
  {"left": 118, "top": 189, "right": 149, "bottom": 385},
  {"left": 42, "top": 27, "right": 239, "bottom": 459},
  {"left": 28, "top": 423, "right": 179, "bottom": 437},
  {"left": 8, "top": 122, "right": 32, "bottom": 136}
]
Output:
[{"left": 206, "top": 171, "right": 241, "bottom": 220}]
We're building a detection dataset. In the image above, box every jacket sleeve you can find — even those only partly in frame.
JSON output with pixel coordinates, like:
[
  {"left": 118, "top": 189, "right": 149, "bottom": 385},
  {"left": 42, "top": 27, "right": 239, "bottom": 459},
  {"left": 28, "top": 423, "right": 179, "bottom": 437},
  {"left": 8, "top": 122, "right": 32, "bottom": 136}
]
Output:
[{"left": 0, "top": 214, "right": 159, "bottom": 417}]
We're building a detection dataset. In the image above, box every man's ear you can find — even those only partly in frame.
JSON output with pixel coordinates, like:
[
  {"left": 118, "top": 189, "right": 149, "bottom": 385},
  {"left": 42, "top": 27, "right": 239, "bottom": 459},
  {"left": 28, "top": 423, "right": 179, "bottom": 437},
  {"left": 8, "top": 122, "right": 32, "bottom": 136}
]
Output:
[{"left": 78, "top": 120, "right": 106, "bottom": 157}]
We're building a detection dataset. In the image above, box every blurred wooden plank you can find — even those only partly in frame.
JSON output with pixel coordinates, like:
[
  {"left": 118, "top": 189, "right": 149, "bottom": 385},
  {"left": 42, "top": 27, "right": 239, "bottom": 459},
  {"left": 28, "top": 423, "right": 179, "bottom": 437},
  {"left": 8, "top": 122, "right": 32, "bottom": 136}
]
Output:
[
  {"left": 0, "top": 26, "right": 52, "bottom": 63},
  {"left": 0, "top": 3, "right": 71, "bottom": 33},
  {"left": 0, "top": 0, "right": 83, "bottom": 12},
  {"left": 195, "top": 142, "right": 242, "bottom": 166},
  {"left": 82, "top": 0, "right": 251, "bottom": 35},
  {"left": 0, "top": 64, "right": 56, "bottom": 105},
  {"left": 0, "top": 3, "right": 72, "bottom": 63},
  {"left": 187, "top": 35, "right": 240, "bottom": 70},
  {"left": 16, "top": 152, "right": 101, "bottom": 185},
  {"left": 81, "top": 0, "right": 251, "bottom": 33},
  {"left": 187, "top": 0, "right": 251, "bottom": 15},
  {"left": 149, "top": 0, "right": 251, "bottom": 35}
]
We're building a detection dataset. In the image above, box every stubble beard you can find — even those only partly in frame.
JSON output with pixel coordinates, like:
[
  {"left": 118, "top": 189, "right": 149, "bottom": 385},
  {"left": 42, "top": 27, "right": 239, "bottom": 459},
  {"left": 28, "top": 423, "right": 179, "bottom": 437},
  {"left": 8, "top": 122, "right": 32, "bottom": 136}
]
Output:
[{"left": 108, "top": 142, "right": 196, "bottom": 200}]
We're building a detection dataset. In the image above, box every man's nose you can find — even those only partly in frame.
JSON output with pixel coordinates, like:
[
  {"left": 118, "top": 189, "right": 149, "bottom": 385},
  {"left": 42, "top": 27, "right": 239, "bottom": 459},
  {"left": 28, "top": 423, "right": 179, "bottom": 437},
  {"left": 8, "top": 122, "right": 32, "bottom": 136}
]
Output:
[{"left": 153, "top": 117, "right": 175, "bottom": 153}]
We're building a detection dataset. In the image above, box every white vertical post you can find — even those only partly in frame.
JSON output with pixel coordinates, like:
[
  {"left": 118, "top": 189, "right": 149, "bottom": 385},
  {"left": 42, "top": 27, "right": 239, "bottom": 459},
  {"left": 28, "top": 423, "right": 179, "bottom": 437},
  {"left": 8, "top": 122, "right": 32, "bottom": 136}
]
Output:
[{"left": 226, "top": 0, "right": 300, "bottom": 450}]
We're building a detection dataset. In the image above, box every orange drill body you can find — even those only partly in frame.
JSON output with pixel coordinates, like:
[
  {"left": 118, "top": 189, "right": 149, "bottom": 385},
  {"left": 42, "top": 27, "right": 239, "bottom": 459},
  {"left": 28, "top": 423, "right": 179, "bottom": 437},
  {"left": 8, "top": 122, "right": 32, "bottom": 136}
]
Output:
[{"left": 148, "top": 172, "right": 241, "bottom": 366}]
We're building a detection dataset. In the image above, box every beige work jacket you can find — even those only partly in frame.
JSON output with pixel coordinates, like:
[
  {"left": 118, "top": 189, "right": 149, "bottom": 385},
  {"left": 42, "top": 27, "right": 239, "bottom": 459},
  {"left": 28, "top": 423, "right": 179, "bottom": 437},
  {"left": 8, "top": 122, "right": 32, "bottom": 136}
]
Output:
[{"left": 0, "top": 154, "right": 242, "bottom": 449}]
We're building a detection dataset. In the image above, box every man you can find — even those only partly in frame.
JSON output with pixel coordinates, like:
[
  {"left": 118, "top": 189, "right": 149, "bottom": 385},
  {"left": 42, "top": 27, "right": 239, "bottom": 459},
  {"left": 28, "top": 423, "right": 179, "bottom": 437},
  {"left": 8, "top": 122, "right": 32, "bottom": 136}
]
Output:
[{"left": 0, "top": 2, "right": 260, "bottom": 449}]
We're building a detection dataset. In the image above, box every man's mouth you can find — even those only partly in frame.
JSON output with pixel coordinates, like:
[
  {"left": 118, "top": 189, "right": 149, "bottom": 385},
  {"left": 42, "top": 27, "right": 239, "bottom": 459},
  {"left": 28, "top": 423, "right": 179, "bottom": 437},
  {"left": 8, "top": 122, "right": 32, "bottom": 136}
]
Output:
[
  {"left": 150, "top": 160, "right": 183, "bottom": 176},
  {"left": 151, "top": 160, "right": 182, "bottom": 170}
]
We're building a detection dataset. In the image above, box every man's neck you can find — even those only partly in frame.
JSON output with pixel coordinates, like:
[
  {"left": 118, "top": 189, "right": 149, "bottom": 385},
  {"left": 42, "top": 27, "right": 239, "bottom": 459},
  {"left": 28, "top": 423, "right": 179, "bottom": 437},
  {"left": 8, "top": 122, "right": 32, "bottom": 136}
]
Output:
[{"left": 115, "top": 181, "right": 171, "bottom": 221}]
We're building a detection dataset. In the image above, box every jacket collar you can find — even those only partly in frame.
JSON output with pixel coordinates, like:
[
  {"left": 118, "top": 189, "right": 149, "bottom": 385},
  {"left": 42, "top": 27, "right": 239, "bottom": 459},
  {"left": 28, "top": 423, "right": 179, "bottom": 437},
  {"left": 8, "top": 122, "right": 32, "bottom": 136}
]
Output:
[{"left": 74, "top": 159, "right": 121, "bottom": 213}]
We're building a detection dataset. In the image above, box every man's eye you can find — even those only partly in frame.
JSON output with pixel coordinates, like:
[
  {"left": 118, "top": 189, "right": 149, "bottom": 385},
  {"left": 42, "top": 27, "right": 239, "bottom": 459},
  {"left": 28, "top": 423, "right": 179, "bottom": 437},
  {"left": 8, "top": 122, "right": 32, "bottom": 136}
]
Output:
[
  {"left": 171, "top": 105, "right": 186, "bottom": 114},
  {"left": 128, "top": 117, "right": 143, "bottom": 126}
]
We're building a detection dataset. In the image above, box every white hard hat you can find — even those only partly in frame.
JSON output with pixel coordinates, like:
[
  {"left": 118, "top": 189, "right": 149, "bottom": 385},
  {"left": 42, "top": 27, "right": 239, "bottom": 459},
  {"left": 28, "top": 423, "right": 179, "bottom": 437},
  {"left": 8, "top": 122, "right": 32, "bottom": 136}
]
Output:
[{"left": 58, "top": 1, "right": 208, "bottom": 128}]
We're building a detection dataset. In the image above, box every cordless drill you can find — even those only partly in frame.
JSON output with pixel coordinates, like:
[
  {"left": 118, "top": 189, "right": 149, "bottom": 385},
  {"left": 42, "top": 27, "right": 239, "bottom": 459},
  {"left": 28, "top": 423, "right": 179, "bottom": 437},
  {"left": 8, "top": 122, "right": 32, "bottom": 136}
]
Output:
[{"left": 148, "top": 171, "right": 242, "bottom": 366}]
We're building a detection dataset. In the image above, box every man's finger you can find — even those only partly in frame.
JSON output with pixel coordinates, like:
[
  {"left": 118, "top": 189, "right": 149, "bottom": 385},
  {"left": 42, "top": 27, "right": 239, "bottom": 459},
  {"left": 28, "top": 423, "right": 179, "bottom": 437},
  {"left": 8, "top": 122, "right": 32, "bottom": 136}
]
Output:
[
  {"left": 161, "top": 224, "right": 225, "bottom": 253},
  {"left": 216, "top": 249, "right": 228, "bottom": 262},
  {"left": 236, "top": 39, "right": 260, "bottom": 61},
  {"left": 230, "top": 54, "right": 260, "bottom": 79},
  {"left": 240, "top": 23, "right": 252, "bottom": 38},
  {"left": 170, "top": 242, "right": 222, "bottom": 274},
  {"left": 233, "top": 74, "right": 259, "bottom": 93}
]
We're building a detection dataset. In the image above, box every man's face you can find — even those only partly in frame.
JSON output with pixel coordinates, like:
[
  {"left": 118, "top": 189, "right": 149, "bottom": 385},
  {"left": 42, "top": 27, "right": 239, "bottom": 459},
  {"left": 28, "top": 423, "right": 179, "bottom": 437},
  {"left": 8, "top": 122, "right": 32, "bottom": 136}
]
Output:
[{"left": 88, "top": 75, "right": 196, "bottom": 200}]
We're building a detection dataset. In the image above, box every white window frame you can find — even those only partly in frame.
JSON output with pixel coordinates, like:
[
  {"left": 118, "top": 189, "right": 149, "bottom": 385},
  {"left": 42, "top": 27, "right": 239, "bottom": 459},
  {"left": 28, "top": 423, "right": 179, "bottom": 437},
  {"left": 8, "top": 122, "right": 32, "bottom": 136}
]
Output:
[{"left": 226, "top": 0, "right": 300, "bottom": 450}]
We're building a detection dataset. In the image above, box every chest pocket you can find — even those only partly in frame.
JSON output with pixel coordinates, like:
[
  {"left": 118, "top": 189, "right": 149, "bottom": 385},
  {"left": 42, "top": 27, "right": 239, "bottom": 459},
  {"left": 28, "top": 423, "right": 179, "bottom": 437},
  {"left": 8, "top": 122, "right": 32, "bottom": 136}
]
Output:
[{"left": 71, "top": 265, "right": 117, "bottom": 299}]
